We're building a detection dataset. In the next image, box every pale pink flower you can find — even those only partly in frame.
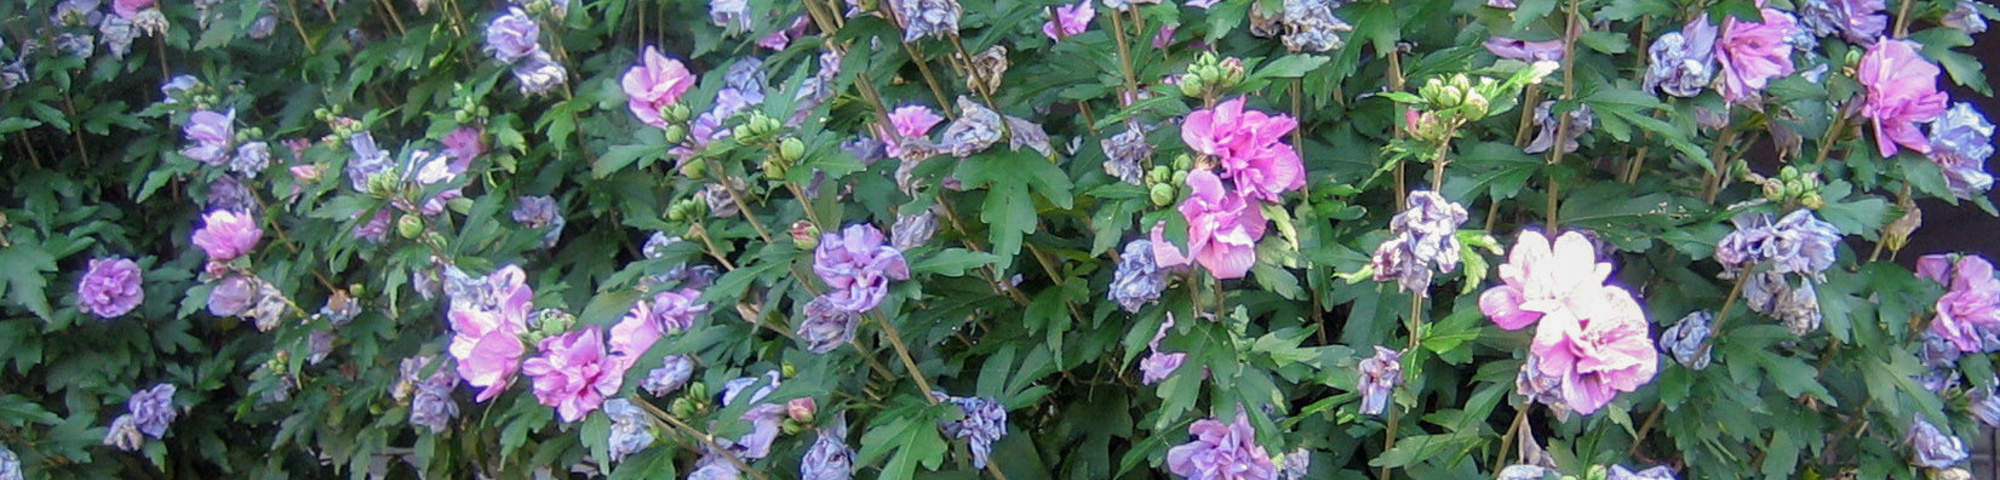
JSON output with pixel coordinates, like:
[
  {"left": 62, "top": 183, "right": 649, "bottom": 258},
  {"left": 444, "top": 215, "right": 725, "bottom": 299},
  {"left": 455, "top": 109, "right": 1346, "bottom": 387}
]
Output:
[
  {"left": 622, "top": 46, "right": 696, "bottom": 129},
  {"left": 1528, "top": 285, "right": 1658, "bottom": 415},
  {"left": 1923, "top": 255, "right": 2000, "bottom": 352},
  {"left": 521, "top": 326, "right": 622, "bottom": 422},
  {"left": 1181, "top": 97, "right": 1304, "bottom": 203},
  {"left": 190, "top": 210, "right": 262, "bottom": 261},
  {"left": 1859, "top": 39, "right": 1949, "bottom": 157},
  {"left": 1166, "top": 409, "right": 1276, "bottom": 480},
  {"left": 1714, "top": 8, "right": 1798, "bottom": 103},
  {"left": 1478, "top": 231, "right": 1614, "bottom": 330},
  {"left": 1043, "top": 1, "right": 1095, "bottom": 41},
  {"left": 449, "top": 266, "right": 532, "bottom": 402},
  {"left": 114, "top": 0, "right": 154, "bottom": 19},
  {"left": 1176, "top": 170, "right": 1266, "bottom": 280},
  {"left": 878, "top": 105, "right": 945, "bottom": 158}
]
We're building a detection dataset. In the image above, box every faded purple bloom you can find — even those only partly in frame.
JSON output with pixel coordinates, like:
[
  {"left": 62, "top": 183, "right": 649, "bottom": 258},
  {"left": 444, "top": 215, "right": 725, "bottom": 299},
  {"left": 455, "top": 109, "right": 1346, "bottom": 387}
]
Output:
[
  {"left": 114, "top": 0, "right": 153, "bottom": 19},
  {"left": 182, "top": 109, "right": 235, "bottom": 166},
  {"left": 718, "top": 373, "right": 784, "bottom": 460},
  {"left": 346, "top": 132, "right": 393, "bottom": 193},
  {"left": 797, "top": 297, "right": 861, "bottom": 354},
  {"left": 940, "top": 97, "right": 1003, "bottom": 158},
  {"left": 1111, "top": 239, "right": 1171, "bottom": 312},
  {"left": 1370, "top": 191, "right": 1469, "bottom": 294},
  {"left": 708, "top": 0, "right": 750, "bottom": 29},
  {"left": 1744, "top": 271, "right": 1824, "bottom": 335},
  {"left": 1102, "top": 127, "right": 1153, "bottom": 184},
  {"left": 126, "top": 384, "right": 177, "bottom": 438},
  {"left": 1043, "top": 0, "right": 1094, "bottom": 41},
  {"left": 245, "top": 279, "right": 287, "bottom": 331},
  {"left": 891, "top": 207, "right": 939, "bottom": 250},
  {"left": 192, "top": 210, "right": 263, "bottom": 261},
  {"left": 1797, "top": 0, "right": 1886, "bottom": 44},
  {"left": 484, "top": 8, "right": 541, "bottom": 63},
  {"left": 1155, "top": 24, "right": 1178, "bottom": 48},
  {"left": 308, "top": 329, "right": 334, "bottom": 364},
  {"left": 813, "top": 224, "right": 910, "bottom": 313},
  {"left": 641, "top": 288, "right": 708, "bottom": 334},
  {"left": 1498, "top": 465, "right": 1557, "bottom": 480},
  {"left": 1928, "top": 103, "right": 1995, "bottom": 199},
  {"left": 1972, "top": 382, "right": 2000, "bottom": 427},
  {"left": 1516, "top": 353, "right": 1573, "bottom": 420},
  {"left": 1921, "top": 331, "right": 1964, "bottom": 367},
  {"left": 512, "top": 52, "right": 568, "bottom": 96},
  {"left": 78, "top": 257, "right": 144, "bottom": 318},
  {"left": 1186, "top": 0, "right": 1222, "bottom": 7},
  {"left": 643, "top": 355, "right": 695, "bottom": 396},
  {"left": 604, "top": 399, "right": 655, "bottom": 463},
  {"left": 1356, "top": 346, "right": 1402, "bottom": 416},
  {"left": 1859, "top": 39, "right": 1949, "bottom": 157},
  {"left": 103, "top": 415, "right": 143, "bottom": 451},
  {"left": 353, "top": 210, "right": 391, "bottom": 243},
  {"left": 512, "top": 195, "right": 566, "bottom": 248},
  {"left": 100, "top": 17, "right": 135, "bottom": 59},
  {"left": 643, "top": 232, "right": 678, "bottom": 259},
  {"left": 1278, "top": 0, "right": 1353, "bottom": 52},
  {"left": 397, "top": 356, "right": 459, "bottom": 433},
  {"left": 207, "top": 275, "right": 259, "bottom": 317},
  {"left": 1608, "top": 465, "right": 1678, "bottom": 480},
  {"left": 1524, "top": 101, "right": 1594, "bottom": 154},
  {"left": 204, "top": 175, "right": 255, "bottom": 214},
  {"left": 800, "top": 414, "right": 854, "bottom": 480},
  {"left": 936, "top": 393, "right": 1007, "bottom": 469},
  {"left": 1166, "top": 409, "right": 1276, "bottom": 480},
  {"left": 1660, "top": 311, "right": 1713, "bottom": 370},
  {"left": 1714, "top": 8, "right": 1799, "bottom": 103},
  {"left": 1277, "top": 448, "right": 1309, "bottom": 480},
  {"left": 0, "top": 444, "right": 18, "bottom": 480},
  {"left": 231, "top": 141, "right": 271, "bottom": 178},
  {"left": 1910, "top": 417, "right": 1969, "bottom": 469},
  {"left": 891, "top": 0, "right": 962, "bottom": 42},
  {"left": 54, "top": 0, "right": 103, "bottom": 26},
  {"left": 55, "top": 33, "right": 93, "bottom": 59},
  {"left": 1485, "top": 36, "right": 1566, "bottom": 62}
]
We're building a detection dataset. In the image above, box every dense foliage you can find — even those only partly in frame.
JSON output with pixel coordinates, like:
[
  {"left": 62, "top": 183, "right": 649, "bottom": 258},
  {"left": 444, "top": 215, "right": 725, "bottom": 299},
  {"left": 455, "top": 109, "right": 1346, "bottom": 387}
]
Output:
[{"left": 1, "top": 0, "right": 1997, "bottom": 478}]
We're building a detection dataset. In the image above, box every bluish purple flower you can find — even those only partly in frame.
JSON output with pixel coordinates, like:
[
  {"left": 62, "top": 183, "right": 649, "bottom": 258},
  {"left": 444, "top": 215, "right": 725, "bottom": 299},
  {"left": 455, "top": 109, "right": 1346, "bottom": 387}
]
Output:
[
  {"left": 643, "top": 232, "right": 678, "bottom": 259},
  {"left": 126, "top": 383, "right": 177, "bottom": 438},
  {"left": 231, "top": 141, "right": 271, "bottom": 178},
  {"left": 0, "top": 444, "right": 18, "bottom": 480},
  {"left": 182, "top": 109, "right": 235, "bottom": 166},
  {"left": 1166, "top": 408, "right": 1276, "bottom": 480},
  {"left": 1643, "top": 19, "right": 1717, "bottom": 98},
  {"left": 707, "top": 0, "right": 750, "bottom": 29},
  {"left": 813, "top": 224, "right": 910, "bottom": 313},
  {"left": 1909, "top": 417, "right": 1968, "bottom": 469},
  {"left": 1798, "top": 0, "right": 1887, "bottom": 45},
  {"left": 1971, "top": 382, "right": 2000, "bottom": 427},
  {"left": 1928, "top": 103, "right": 1995, "bottom": 199},
  {"left": 800, "top": 413, "right": 854, "bottom": 480},
  {"left": 717, "top": 373, "right": 785, "bottom": 460},
  {"left": 891, "top": 0, "right": 961, "bottom": 42},
  {"left": 54, "top": 33, "right": 94, "bottom": 59},
  {"left": 644, "top": 355, "right": 695, "bottom": 396},
  {"left": 1716, "top": 210, "right": 1842, "bottom": 278},
  {"left": 1524, "top": 101, "right": 1595, "bottom": 154},
  {"left": 1110, "top": 239, "right": 1170, "bottom": 312},
  {"left": 643, "top": 288, "right": 708, "bottom": 333},
  {"left": 940, "top": 97, "right": 1002, "bottom": 158},
  {"left": 1140, "top": 352, "right": 1187, "bottom": 385},
  {"left": 1277, "top": 448, "right": 1309, "bottom": 480},
  {"left": 1517, "top": 353, "right": 1572, "bottom": 420},
  {"left": 1498, "top": 465, "right": 1557, "bottom": 480},
  {"left": 1921, "top": 332, "right": 1963, "bottom": 367},
  {"left": 100, "top": 17, "right": 135, "bottom": 59},
  {"left": 798, "top": 297, "right": 861, "bottom": 354},
  {"left": 52, "top": 0, "right": 102, "bottom": 27},
  {"left": 512, "top": 195, "right": 566, "bottom": 248},
  {"left": 78, "top": 257, "right": 144, "bottom": 318},
  {"left": 347, "top": 132, "right": 392, "bottom": 192},
  {"left": 1944, "top": 1, "right": 1989, "bottom": 33},
  {"left": 1744, "top": 271, "right": 1823, "bottom": 336},
  {"left": 207, "top": 275, "right": 259, "bottom": 317},
  {"left": 936, "top": 393, "right": 1007, "bottom": 469},
  {"left": 687, "top": 457, "right": 742, "bottom": 480},
  {"left": 1356, "top": 346, "right": 1402, "bottom": 416},
  {"left": 1370, "top": 191, "right": 1468, "bottom": 295},
  {"left": 1608, "top": 465, "right": 1678, "bottom": 480},
  {"left": 512, "top": 51, "right": 568, "bottom": 96},
  {"left": 604, "top": 399, "right": 655, "bottom": 463},
  {"left": 1660, "top": 311, "right": 1713, "bottom": 370},
  {"left": 483, "top": 7, "right": 541, "bottom": 63},
  {"left": 308, "top": 329, "right": 334, "bottom": 364}
]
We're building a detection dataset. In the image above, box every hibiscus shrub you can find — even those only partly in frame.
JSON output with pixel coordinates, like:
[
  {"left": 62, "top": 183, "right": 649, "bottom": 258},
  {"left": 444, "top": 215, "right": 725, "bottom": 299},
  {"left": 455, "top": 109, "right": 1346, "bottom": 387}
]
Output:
[{"left": 2, "top": 0, "right": 1998, "bottom": 478}]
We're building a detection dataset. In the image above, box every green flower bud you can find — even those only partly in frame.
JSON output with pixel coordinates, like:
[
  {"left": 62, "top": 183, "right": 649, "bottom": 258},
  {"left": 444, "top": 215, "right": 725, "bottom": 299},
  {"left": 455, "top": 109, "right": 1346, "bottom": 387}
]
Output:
[
  {"left": 397, "top": 214, "right": 424, "bottom": 239},
  {"left": 781, "top": 362, "right": 798, "bottom": 378},
  {"left": 791, "top": 220, "right": 821, "bottom": 250},
  {"left": 663, "top": 125, "right": 688, "bottom": 144},
  {"left": 1147, "top": 166, "right": 1172, "bottom": 185},
  {"left": 669, "top": 397, "right": 697, "bottom": 419},
  {"left": 679, "top": 159, "right": 707, "bottom": 180},
  {"left": 366, "top": 171, "right": 401, "bottom": 197},
  {"left": 1150, "top": 183, "right": 1176, "bottom": 207},
  {"left": 1179, "top": 75, "right": 1207, "bottom": 98},
  {"left": 779, "top": 137, "right": 806, "bottom": 162},
  {"left": 422, "top": 231, "right": 448, "bottom": 250},
  {"left": 762, "top": 157, "right": 787, "bottom": 179},
  {"left": 1217, "top": 57, "right": 1246, "bottom": 89},
  {"left": 1172, "top": 154, "right": 1193, "bottom": 171},
  {"left": 666, "top": 103, "right": 693, "bottom": 124},
  {"left": 1461, "top": 91, "right": 1490, "bottom": 121}
]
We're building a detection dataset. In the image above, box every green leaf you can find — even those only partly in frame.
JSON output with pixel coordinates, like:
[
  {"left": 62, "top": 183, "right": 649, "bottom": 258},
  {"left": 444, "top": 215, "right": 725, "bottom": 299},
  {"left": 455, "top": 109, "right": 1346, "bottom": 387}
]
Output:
[
  {"left": 911, "top": 248, "right": 1001, "bottom": 277},
  {"left": 858, "top": 409, "right": 949, "bottom": 480},
  {"left": 0, "top": 243, "right": 59, "bottom": 320},
  {"left": 592, "top": 144, "right": 667, "bottom": 179}
]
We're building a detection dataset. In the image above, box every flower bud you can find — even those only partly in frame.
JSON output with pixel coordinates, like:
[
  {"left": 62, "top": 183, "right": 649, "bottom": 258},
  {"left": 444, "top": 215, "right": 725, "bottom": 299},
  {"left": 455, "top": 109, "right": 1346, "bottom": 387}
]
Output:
[
  {"left": 779, "top": 137, "right": 806, "bottom": 162},
  {"left": 679, "top": 159, "right": 707, "bottom": 179},
  {"left": 1217, "top": 57, "right": 1246, "bottom": 89},
  {"left": 1172, "top": 154, "right": 1193, "bottom": 171},
  {"left": 665, "top": 104, "right": 693, "bottom": 124},
  {"left": 1150, "top": 183, "right": 1176, "bottom": 207},
  {"left": 787, "top": 397, "right": 816, "bottom": 423},
  {"left": 1461, "top": 90, "right": 1490, "bottom": 121},
  {"left": 366, "top": 171, "right": 401, "bottom": 196},
  {"left": 663, "top": 125, "right": 688, "bottom": 144},
  {"left": 669, "top": 397, "right": 697, "bottom": 419},
  {"left": 397, "top": 214, "right": 424, "bottom": 239},
  {"left": 762, "top": 157, "right": 788, "bottom": 179},
  {"left": 1178, "top": 75, "right": 1207, "bottom": 98},
  {"left": 791, "top": 220, "right": 821, "bottom": 249}
]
